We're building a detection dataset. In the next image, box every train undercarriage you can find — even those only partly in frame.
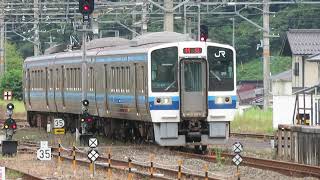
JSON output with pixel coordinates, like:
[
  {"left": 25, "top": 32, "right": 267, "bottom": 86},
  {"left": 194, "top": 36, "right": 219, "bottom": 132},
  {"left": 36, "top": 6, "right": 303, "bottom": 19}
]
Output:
[{"left": 27, "top": 111, "right": 227, "bottom": 152}]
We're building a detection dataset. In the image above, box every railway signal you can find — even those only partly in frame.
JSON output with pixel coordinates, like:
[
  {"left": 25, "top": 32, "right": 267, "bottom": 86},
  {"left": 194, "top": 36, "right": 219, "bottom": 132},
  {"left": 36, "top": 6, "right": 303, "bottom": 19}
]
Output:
[
  {"left": 2, "top": 103, "right": 18, "bottom": 156},
  {"left": 79, "top": 0, "right": 94, "bottom": 15},
  {"left": 200, "top": 25, "right": 208, "bottom": 42},
  {"left": 232, "top": 142, "right": 243, "bottom": 180}
]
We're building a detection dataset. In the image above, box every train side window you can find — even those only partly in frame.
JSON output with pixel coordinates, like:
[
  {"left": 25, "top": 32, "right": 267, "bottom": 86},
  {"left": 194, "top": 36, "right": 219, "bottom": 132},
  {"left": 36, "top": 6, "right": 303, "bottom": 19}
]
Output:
[
  {"left": 56, "top": 69, "right": 59, "bottom": 91},
  {"left": 75, "top": 68, "right": 78, "bottom": 91},
  {"left": 78, "top": 68, "right": 81, "bottom": 91},
  {"left": 121, "top": 67, "right": 125, "bottom": 93},
  {"left": 116, "top": 67, "right": 119, "bottom": 92},
  {"left": 35, "top": 70, "right": 37, "bottom": 90},
  {"left": 72, "top": 68, "right": 75, "bottom": 91},
  {"left": 92, "top": 67, "right": 94, "bottom": 91},
  {"left": 110, "top": 67, "right": 114, "bottom": 92},
  {"left": 62, "top": 66, "right": 65, "bottom": 91},
  {"left": 30, "top": 71, "right": 33, "bottom": 90},
  {"left": 115, "top": 67, "right": 117, "bottom": 92},
  {"left": 40, "top": 70, "right": 42, "bottom": 90},
  {"left": 141, "top": 66, "right": 145, "bottom": 93},
  {"left": 126, "top": 66, "right": 131, "bottom": 93},
  {"left": 104, "top": 65, "right": 108, "bottom": 90}
]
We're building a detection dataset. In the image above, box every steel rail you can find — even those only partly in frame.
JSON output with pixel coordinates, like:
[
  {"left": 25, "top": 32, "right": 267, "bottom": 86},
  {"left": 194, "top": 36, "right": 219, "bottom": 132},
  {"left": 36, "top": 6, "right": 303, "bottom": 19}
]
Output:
[
  {"left": 51, "top": 147, "right": 228, "bottom": 180},
  {"left": 230, "top": 132, "right": 274, "bottom": 139},
  {"left": 175, "top": 151, "right": 320, "bottom": 178}
]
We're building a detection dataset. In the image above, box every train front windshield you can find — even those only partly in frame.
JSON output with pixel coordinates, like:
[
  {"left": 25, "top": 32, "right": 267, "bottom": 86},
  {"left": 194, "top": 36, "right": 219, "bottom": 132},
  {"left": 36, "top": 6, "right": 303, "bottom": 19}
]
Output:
[
  {"left": 151, "top": 47, "right": 178, "bottom": 92},
  {"left": 207, "top": 46, "right": 234, "bottom": 91}
]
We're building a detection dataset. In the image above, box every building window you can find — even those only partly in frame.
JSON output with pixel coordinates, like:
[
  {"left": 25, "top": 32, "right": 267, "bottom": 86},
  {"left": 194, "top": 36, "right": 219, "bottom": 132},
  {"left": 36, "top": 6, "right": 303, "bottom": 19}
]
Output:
[{"left": 294, "top": 62, "right": 299, "bottom": 76}]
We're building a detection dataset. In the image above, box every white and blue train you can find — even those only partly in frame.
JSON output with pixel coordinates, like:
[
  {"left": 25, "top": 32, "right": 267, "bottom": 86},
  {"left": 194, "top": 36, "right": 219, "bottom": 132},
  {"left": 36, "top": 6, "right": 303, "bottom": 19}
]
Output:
[{"left": 23, "top": 32, "right": 237, "bottom": 148}]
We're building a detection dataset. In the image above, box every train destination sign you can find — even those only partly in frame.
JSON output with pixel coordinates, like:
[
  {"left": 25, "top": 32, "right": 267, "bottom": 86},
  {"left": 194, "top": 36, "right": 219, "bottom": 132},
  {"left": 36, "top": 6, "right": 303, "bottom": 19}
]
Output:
[{"left": 183, "top": 47, "right": 202, "bottom": 54}]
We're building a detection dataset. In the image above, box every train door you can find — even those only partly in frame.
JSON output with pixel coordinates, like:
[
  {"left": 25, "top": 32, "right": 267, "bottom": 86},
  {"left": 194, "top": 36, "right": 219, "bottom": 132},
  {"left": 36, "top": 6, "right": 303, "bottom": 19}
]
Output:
[
  {"left": 45, "top": 67, "right": 49, "bottom": 109},
  {"left": 61, "top": 66, "right": 66, "bottom": 109},
  {"left": 26, "top": 69, "right": 31, "bottom": 107},
  {"left": 179, "top": 59, "right": 208, "bottom": 119},
  {"left": 135, "top": 64, "right": 147, "bottom": 120}
]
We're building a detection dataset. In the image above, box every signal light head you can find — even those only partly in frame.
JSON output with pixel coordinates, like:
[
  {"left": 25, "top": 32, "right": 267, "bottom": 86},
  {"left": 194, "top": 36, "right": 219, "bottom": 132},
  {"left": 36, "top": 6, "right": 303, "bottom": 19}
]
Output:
[
  {"left": 12, "top": 124, "right": 17, "bottom": 129},
  {"left": 79, "top": 0, "right": 94, "bottom": 15},
  {"left": 4, "top": 125, "right": 8, "bottom": 129},
  {"left": 83, "top": 5, "right": 89, "bottom": 11}
]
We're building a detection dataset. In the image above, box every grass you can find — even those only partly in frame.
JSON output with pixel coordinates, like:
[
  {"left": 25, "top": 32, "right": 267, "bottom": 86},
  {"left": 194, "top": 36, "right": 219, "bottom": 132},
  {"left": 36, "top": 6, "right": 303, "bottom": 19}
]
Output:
[
  {"left": 6, "top": 169, "right": 24, "bottom": 179},
  {"left": 0, "top": 100, "right": 25, "bottom": 113},
  {"left": 231, "top": 107, "right": 274, "bottom": 134}
]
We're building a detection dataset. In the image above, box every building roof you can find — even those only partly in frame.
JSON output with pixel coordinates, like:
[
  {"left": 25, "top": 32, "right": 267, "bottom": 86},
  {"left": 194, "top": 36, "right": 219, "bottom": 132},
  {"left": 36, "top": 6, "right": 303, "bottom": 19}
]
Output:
[
  {"left": 270, "top": 70, "right": 292, "bottom": 82},
  {"left": 306, "top": 53, "right": 320, "bottom": 62},
  {"left": 280, "top": 29, "right": 320, "bottom": 56}
]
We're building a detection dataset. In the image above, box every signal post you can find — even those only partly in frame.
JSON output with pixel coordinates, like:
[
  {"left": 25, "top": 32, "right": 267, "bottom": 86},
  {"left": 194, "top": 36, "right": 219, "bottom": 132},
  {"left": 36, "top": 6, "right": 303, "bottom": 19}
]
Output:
[{"left": 2, "top": 103, "right": 18, "bottom": 156}]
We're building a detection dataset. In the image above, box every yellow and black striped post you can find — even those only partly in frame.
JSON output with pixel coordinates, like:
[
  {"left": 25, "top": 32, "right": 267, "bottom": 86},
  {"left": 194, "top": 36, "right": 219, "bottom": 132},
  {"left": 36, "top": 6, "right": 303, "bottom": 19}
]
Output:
[
  {"left": 107, "top": 148, "right": 112, "bottom": 179},
  {"left": 58, "top": 139, "right": 62, "bottom": 164},
  {"left": 204, "top": 164, "right": 208, "bottom": 180},
  {"left": 128, "top": 158, "right": 133, "bottom": 180},
  {"left": 150, "top": 154, "right": 154, "bottom": 178},
  {"left": 72, "top": 143, "right": 76, "bottom": 173},
  {"left": 177, "top": 160, "right": 182, "bottom": 180}
]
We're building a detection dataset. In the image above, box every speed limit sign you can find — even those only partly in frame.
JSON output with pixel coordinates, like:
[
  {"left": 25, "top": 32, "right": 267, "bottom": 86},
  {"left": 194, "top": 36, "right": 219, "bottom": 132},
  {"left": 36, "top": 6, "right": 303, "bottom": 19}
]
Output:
[
  {"left": 37, "top": 148, "right": 51, "bottom": 160},
  {"left": 53, "top": 118, "right": 65, "bottom": 128}
]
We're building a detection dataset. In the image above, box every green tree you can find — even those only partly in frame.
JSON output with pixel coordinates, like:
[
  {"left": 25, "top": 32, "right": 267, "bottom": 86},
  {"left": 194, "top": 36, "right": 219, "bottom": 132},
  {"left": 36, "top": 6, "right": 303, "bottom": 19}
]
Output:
[{"left": 0, "top": 42, "right": 23, "bottom": 100}]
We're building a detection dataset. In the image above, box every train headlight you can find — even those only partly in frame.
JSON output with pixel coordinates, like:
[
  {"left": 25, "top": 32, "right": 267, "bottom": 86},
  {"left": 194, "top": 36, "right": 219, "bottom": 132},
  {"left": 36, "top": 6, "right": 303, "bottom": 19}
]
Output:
[
  {"left": 155, "top": 97, "right": 172, "bottom": 105},
  {"left": 215, "top": 97, "right": 232, "bottom": 104}
]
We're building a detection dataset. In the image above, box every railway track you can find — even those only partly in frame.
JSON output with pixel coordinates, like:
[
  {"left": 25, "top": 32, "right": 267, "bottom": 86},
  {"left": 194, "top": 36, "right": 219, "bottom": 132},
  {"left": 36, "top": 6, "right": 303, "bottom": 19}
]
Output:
[
  {"left": 51, "top": 146, "right": 229, "bottom": 180},
  {"left": 176, "top": 151, "right": 320, "bottom": 178},
  {"left": 230, "top": 132, "right": 274, "bottom": 139},
  {"left": 19, "top": 140, "right": 320, "bottom": 178}
]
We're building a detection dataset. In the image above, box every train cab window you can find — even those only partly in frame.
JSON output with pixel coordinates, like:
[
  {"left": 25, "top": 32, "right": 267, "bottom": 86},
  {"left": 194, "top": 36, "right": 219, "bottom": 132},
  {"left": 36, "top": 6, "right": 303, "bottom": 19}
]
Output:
[
  {"left": 151, "top": 47, "right": 178, "bottom": 92},
  {"left": 207, "top": 46, "right": 234, "bottom": 91}
]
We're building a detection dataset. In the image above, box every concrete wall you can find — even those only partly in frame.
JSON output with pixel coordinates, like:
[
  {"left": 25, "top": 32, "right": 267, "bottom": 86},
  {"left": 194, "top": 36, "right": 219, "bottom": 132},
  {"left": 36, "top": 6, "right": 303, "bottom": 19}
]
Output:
[
  {"left": 292, "top": 55, "right": 320, "bottom": 88},
  {"left": 273, "top": 95, "right": 296, "bottom": 129},
  {"left": 273, "top": 95, "right": 315, "bottom": 128},
  {"left": 305, "top": 61, "right": 319, "bottom": 87},
  {"left": 272, "top": 81, "right": 292, "bottom": 96}
]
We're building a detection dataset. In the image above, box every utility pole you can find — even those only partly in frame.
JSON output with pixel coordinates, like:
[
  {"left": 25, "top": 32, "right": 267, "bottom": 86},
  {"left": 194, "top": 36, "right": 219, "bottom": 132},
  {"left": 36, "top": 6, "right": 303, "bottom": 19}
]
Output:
[
  {"left": 0, "top": 0, "right": 5, "bottom": 76},
  {"left": 232, "top": 17, "right": 235, "bottom": 47},
  {"left": 197, "top": 4, "right": 201, "bottom": 40},
  {"left": 141, "top": 0, "right": 148, "bottom": 34},
  {"left": 34, "top": 0, "right": 40, "bottom": 56},
  {"left": 82, "top": 22, "right": 88, "bottom": 102},
  {"left": 164, "top": 0, "right": 173, "bottom": 31},
  {"left": 183, "top": 5, "right": 187, "bottom": 34},
  {"left": 263, "top": 0, "right": 270, "bottom": 110}
]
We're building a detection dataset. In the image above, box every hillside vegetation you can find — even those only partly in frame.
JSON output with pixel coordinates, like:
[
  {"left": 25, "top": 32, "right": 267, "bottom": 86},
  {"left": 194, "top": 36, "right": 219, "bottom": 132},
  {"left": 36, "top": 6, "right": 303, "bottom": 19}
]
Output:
[{"left": 237, "top": 56, "right": 291, "bottom": 80}]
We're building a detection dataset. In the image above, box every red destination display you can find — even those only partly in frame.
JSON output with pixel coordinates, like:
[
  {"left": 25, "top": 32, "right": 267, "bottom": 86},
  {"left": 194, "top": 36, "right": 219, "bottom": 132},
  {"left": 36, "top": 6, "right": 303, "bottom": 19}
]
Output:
[{"left": 183, "top": 48, "right": 202, "bottom": 54}]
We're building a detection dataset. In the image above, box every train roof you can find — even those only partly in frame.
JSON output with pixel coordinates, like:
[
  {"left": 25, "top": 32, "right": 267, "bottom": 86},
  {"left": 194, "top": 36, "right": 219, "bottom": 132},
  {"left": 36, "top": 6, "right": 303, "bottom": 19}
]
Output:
[{"left": 25, "top": 32, "right": 192, "bottom": 63}]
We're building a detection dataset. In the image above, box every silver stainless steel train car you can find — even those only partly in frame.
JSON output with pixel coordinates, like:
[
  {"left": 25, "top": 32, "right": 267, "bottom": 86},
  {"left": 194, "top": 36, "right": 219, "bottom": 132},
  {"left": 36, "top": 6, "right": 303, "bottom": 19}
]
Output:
[{"left": 23, "top": 32, "right": 237, "bottom": 148}]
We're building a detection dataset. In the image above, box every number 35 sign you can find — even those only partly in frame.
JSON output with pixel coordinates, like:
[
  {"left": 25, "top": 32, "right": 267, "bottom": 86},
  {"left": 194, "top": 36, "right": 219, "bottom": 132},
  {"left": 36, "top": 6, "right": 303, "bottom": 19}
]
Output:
[
  {"left": 53, "top": 118, "right": 65, "bottom": 128},
  {"left": 37, "top": 141, "right": 51, "bottom": 160}
]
